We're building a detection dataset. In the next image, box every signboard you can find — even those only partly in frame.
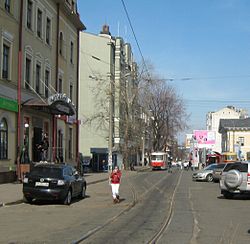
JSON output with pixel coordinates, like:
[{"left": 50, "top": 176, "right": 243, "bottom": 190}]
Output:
[
  {"left": 0, "top": 97, "right": 18, "bottom": 112},
  {"left": 48, "top": 93, "right": 75, "bottom": 116},
  {"left": 193, "top": 130, "right": 215, "bottom": 146},
  {"left": 185, "top": 134, "right": 193, "bottom": 148}
]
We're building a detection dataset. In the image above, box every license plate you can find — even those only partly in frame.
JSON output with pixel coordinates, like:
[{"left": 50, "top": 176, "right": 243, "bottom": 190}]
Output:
[{"left": 35, "top": 182, "right": 49, "bottom": 187}]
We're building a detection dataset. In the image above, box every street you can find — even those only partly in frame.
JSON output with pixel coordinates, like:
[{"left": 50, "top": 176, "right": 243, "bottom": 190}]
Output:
[{"left": 1, "top": 169, "right": 250, "bottom": 244}]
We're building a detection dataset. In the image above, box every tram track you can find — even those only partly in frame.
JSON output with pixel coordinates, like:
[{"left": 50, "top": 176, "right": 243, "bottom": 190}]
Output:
[
  {"left": 72, "top": 179, "right": 138, "bottom": 244},
  {"left": 72, "top": 169, "right": 183, "bottom": 244},
  {"left": 147, "top": 169, "right": 183, "bottom": 244}
]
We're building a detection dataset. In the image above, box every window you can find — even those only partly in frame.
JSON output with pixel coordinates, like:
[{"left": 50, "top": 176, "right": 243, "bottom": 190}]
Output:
[
  {"left": 27, "top": 0, "right": 33, "bottom": 30},
  {"left": 45, "top": 69, "right": 49, "bottom": 98},
  {"left": 68, "top": 128, "right": 73, "bottom": 159},
  {"left": 25, "top": 57, "right": 31, "bottom": 89},
  {"left": 35, "top": 63, "right": 41, "bottom": 93},
  {"left": 71, "top": 0, "right": 75, "bottom": 11},
  {"left": 70, "top": 41, "right": 73, "bottom": 63},
  {"left": 5, "top": 0, "right": 11, "bottom": 13},
  {"left": 58, "top": 78, "right": 62, "bottom": 93},
  {"left": 46, "top": 17, "right": 51, "bottom": 45},
  {"left": 2, "top": 44, "right": 10, "bottom": 79},
  {"left": 69, "top": 84, "right": 73, "bottom": 101},
  {"left": 37, "top": 9, "right": 42, "bottom": 38},
  {"left": 0, "top": 118, "right": 8, "bottom": 160},
  {"left": 59, "top": 32, "right": 63, "bottom": 55},
  {"left": 238, "top": 137, "right": 245, "bottom": 146}
]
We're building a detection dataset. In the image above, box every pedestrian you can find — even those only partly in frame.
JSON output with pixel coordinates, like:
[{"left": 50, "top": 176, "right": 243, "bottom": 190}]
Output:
[
  {"left": 38, "top": 134, "right": 49, "bottom": 161},
  {"left": 109, "top": 166, "right": 122, "bottom": 203},
  {"left": 189, "top": 161, "right": 192, "bottom": 171}
]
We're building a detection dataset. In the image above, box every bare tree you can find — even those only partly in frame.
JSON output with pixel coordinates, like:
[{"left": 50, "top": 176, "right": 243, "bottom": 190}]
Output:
[{"left": 138, "top": 65, "right": 189, "bottom": 153}]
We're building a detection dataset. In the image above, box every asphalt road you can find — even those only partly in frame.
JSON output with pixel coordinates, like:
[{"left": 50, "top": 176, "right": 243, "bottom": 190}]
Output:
[{"left": 1, "top": 169, "right": 250, "bottom": 244}]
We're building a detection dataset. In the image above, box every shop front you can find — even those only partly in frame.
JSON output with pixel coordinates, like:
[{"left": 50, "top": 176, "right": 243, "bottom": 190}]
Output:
[
  {"left": 0, "top": 97, "right": 18, "bottom": 183},
  {"left": 18, "top": 94, "right": 78, "bottom": 180}
]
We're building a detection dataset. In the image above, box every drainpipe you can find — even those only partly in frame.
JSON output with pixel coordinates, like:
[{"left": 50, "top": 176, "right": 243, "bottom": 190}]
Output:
[
  {"left": 76, "top": 29, "right": 80, "bottom": 170},
  {"left": 53, "top": 3, "right": 60, "bottom": 161},
  {"left": 17, "top": 0, "right": 24, "bottom": 181}
]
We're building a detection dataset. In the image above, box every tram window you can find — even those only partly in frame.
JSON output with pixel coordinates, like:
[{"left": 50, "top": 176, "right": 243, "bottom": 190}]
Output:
[{"left": 151, "top": 155, "right": 163, "bottom": 161}]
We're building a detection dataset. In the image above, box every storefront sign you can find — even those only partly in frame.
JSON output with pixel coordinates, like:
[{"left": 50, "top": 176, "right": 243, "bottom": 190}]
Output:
[
  {"left": 0, "top": 97, "right": 18, "bottom": 112},
  {"left": 48, "top": 93, "right": 76, "bottom": 116}
]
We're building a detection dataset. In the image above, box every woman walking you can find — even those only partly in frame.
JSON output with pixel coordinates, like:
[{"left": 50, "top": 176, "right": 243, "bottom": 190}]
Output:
[{"left": 110, "top": 166, "right": 122, "bottom": 203}]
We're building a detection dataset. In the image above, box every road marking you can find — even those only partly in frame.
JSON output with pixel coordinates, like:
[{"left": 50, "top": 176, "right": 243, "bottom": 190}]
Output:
[{"left": 189, "top": 187, "right": 200, "bottom": 244}]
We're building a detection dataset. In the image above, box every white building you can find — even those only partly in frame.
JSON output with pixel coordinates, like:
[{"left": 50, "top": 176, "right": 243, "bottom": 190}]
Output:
[
  {"left": 206, "top": 106, "right": 248, "bottom": 153},
  {"left": 79, "top": 25, "right": 137, "bottom": 170}
]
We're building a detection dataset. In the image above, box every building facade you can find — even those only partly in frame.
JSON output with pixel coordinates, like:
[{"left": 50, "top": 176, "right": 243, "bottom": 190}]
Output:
[
  {"left": 79, "top": 25, "right": 137, "bottom": 170},
  {"left": 0, "top": 0, "right": 85, "bottom": 182},
  {"left": 206, "top": 106, "right": 248, "bottom": 153},
  {"left": 219, "top": 118, "right": 250, "bottom": 160}
]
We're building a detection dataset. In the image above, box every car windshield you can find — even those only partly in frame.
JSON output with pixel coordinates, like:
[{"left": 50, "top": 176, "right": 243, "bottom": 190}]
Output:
[
  {"left": 204, "top": 164, "right": 217, "bottom": 170},
  {"left": 29, "top": 167, "right": 63, "bottom": 178}
]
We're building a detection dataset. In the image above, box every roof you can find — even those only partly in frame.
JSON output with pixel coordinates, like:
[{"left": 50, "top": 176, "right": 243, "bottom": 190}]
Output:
[{"left": 219, "top": 118, "right": 250, "bottom": 133}]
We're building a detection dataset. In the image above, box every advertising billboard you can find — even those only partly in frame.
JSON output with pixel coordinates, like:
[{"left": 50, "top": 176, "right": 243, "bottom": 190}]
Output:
[{"left": 193, "top": 130, "right": 215, "bottom": 146}]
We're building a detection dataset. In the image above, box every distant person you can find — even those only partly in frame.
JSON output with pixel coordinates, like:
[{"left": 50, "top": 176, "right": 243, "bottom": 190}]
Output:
[
  {"left": 37, "top": 134, "right": 49, "bottom": 161},
  {"left": 109, "top": 166, "right": 122, "bottom": 203},
  {"left": 168, "top": 160, "right": 172, "bottom": 173},
  {"left": 189, "top": 161, "right": 192, "bottom": 171},
  {"left": 130, "top": 162, "right": 135, "bottom": 171}
]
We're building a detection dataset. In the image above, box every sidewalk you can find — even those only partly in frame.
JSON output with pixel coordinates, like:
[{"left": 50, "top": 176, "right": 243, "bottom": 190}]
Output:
[{"left": 0, "top": 166, "right": 150, "bottom": 207}]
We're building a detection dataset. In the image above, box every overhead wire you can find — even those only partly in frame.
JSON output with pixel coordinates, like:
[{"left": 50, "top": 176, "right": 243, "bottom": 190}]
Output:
[{"left": 120, "top": 0, "right": 151, "bottom": 80}]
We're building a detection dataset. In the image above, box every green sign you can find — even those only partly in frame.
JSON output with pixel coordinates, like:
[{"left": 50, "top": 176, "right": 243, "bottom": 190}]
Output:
[{"left": 0, "top": 97, "right": 18, "bottom": 112}]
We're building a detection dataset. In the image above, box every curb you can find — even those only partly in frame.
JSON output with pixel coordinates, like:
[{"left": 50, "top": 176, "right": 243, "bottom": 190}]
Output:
[{"left": 0, "top": 199, "right": 23, "bottom": 208}]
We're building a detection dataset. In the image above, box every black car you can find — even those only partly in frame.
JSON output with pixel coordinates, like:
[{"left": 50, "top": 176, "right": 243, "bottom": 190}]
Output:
[{"left": 23, "top": 163, "right": 86, "bottom": 205}]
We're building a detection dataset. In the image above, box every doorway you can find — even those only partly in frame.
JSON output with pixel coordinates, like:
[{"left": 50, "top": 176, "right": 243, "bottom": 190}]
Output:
[{"left": 32, "top": 127, "right": 43, "bottom": 162}]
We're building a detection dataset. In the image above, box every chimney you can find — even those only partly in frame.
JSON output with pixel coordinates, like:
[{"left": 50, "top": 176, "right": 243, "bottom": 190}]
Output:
[{"left": 100, "top": 24, "right": 111, "bottom": 35}]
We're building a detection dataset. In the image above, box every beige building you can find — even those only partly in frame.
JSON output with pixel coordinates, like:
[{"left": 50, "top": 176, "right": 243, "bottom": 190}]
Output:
[
  {"left": 79, "top": 25, "right": 137, "bottom": 170},
  {"left": 206, "top": 106, "right": 248, "bottom": 153},
  {"left": 0, "top": 0, "right": 85, "bottom": 183},
  {"left": 219, "top": 118, "right": 250, "bottom": 160}
]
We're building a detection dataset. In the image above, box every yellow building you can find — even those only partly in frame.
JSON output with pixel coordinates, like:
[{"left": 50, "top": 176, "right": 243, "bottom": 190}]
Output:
[
  {"left": 219, "top": 118, "right": 250, "bottom": 160},
  {"left": 0, "top": 0, "right": 85, "bottom": 183}
]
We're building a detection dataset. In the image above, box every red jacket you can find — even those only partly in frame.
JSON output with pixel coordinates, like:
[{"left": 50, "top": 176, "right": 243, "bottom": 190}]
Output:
[{"left": 110, "top": 170, "right": 121, "bottom": 184}]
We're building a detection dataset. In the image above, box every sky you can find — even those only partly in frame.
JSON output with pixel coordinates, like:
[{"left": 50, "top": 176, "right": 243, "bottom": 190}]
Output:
[{"left": 77, "top": 0, "right": 250, "bottom": 141}]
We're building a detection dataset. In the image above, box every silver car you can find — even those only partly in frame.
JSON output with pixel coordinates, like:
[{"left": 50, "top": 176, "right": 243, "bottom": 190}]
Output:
[
  {"left": 220, "top": 162, "right": 250, "bottom": 199},
  {"left": 192, "top": 163, "right": 218, "bottom": 182}
]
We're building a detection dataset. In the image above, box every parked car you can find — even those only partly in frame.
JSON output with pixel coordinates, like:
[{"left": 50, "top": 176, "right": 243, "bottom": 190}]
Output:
[
  {"left": 212, "top": 163, "right": 227, "bottom": 182},
  {"left": 23, "top": 162, "right": 86, "bottom": 205},
  {"left": 220, "top": 161, "right": 250, "bottom": 199},
  {"left": 192, "top": 163, "right": 218, "bottom": 182}
]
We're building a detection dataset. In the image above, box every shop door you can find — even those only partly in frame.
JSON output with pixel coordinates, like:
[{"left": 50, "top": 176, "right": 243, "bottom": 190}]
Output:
[{"left": 33, "top": 127, "right": 43, "bottom": 162}]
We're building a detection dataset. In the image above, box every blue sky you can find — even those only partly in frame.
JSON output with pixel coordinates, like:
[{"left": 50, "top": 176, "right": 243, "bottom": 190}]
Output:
[{"left": 78, "top": 0, "right": 250, "bottom": 139}]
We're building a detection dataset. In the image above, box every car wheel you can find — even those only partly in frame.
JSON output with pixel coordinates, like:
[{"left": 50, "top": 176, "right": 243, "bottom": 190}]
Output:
[
  {"left": 223, "top": 191, "right": 234, "bottom": 199},
  {"left": 63, "top": 189, "right": 72, "bottom": 205},
  {"left": 224, "top": 170, "right": 243, "bottom": 189},
  {"left": 79, "top": 184, "right": 86, "bottom": 199},
  {"left": 206, "top": 174, "right": 213, "bottom": 182},
  {"left": 23, "top": 195, "right": 33, "bottom": 204}
]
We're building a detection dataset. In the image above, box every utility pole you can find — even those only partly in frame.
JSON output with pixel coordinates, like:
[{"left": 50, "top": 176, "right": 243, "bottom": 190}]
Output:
[{"left": 108, "top": 78, "right": 113, "bottom": 172}]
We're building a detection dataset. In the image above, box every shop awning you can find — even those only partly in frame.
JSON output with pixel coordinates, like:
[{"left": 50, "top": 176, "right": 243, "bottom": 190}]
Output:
[{"left": 23, "top": 94, "right": 76, "bottom": 116}]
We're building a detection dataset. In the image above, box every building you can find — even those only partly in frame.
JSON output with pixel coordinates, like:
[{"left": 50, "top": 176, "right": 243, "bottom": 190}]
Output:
[
  {"left": 79, "top": 25, "right": 137, "bottom": 170},
  {"left": 219, "top": 118, "right": 250, "bottom": 160},
  {"left": 206, "top": 106, "right": 248, "bottom": 153},
  {"left": 0, "top": 0, "right": 85, "bottom": 183}
]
